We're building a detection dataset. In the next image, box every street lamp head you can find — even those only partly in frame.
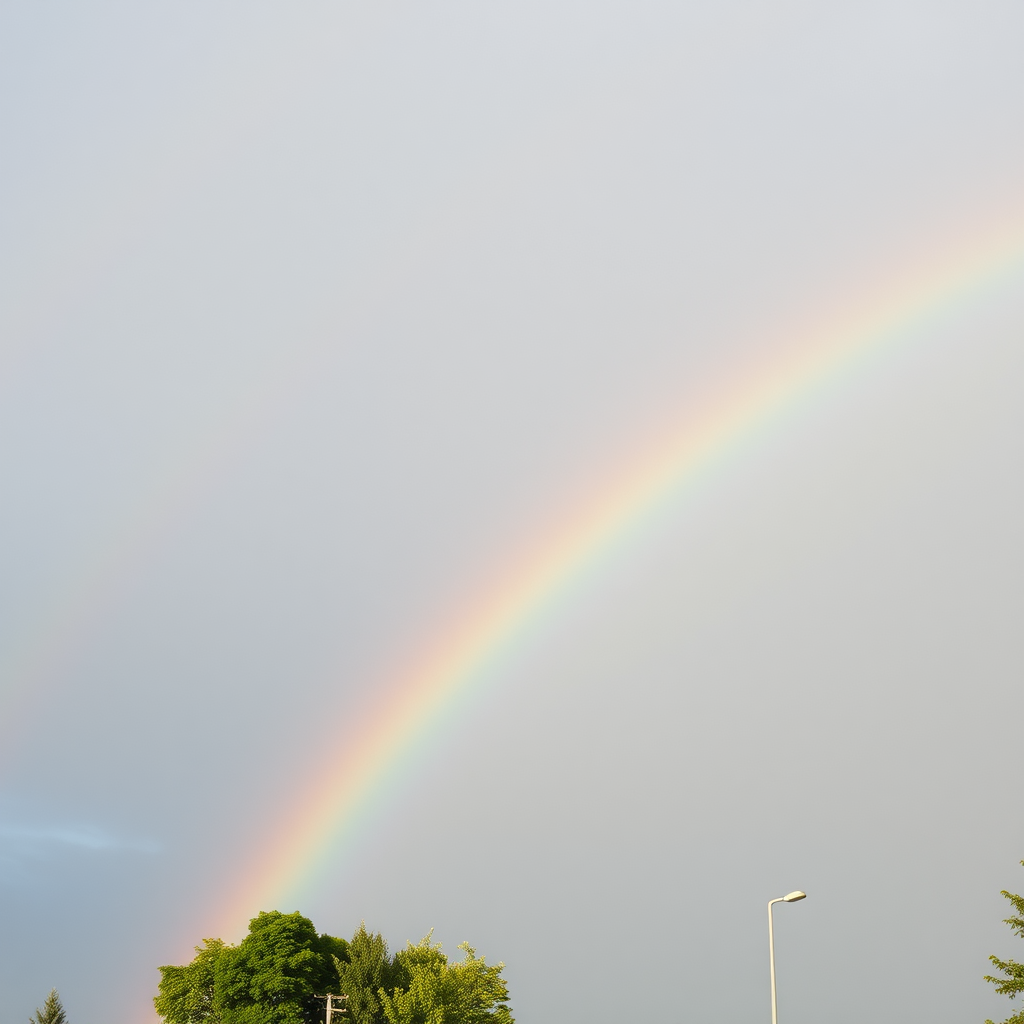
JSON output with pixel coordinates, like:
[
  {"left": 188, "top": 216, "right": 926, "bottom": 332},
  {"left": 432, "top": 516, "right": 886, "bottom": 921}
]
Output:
[{"left": 783, "top": 891, "right": 807, "bottom": 902}]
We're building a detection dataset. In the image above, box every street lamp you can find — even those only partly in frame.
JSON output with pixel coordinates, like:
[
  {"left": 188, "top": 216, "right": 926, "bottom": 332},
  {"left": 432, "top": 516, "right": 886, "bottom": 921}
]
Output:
[{"left": 768, "top": 891, "right": 806, "bottom": 1024}]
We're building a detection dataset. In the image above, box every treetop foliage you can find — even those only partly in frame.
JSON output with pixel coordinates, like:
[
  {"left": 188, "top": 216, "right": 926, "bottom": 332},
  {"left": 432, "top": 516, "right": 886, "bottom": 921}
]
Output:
[
  {"left": 30, "top": 989, "right": 67, "bottom": 1024},
  {"left": 380, "top": 934, "right": 514, "bottom": 1024},
  {"left": 985, "top": 860, "right": 1024, "bottom": 1024},
  {"left": 333, "top": 924, "right": 395, "bottom": 1024},
  {"left": 224, "top": 911, "right": 346, "bottom": 1024},
  {"left": 155, "top": 912, "right": 513, "bottom": 1024}
]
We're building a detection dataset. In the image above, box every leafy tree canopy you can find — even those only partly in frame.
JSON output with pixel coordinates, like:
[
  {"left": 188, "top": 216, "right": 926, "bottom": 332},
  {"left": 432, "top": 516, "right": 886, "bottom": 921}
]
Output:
[
  {"left": 380, "top": 933, "right": 514, "bottom": 1024},
  {"left": 155, "top": 914, "right": 513, "bottom": 1024},
  {"left": 156, "top": 913, "right": 347, "bottom": 1024},
  {"left": 217, "top": 911, "right": 346, "bottom": 1024},
  {"left": 156, "top": 938, "right": 229, "bottom": 1024},
  {"left": 985, "top": 860, "right": 1024, "bottom": 1024},
  {"left": 334, "top": 924, "right": 395, "bottom": 1024},
  {"left": 30, "top": 989, "right": 68, "bottom": 1024}
]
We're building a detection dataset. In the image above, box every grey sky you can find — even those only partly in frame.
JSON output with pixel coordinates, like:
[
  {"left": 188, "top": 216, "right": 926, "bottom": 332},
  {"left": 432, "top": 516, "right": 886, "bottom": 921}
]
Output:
[{"left": 1, "top": 3, "right": 1023, "bottom": 1023}]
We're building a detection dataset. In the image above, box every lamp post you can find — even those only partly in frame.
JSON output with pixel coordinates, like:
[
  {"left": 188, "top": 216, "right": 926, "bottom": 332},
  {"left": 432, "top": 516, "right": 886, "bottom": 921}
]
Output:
[{"left": 768, "top": 890, "right": 806, "bottom": 1024}]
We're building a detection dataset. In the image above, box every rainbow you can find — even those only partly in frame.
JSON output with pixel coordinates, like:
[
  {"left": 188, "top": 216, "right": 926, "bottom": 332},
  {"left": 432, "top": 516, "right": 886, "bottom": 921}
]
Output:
[{"left": 214, "top": 218, "right": 1024, "bottom": 935}]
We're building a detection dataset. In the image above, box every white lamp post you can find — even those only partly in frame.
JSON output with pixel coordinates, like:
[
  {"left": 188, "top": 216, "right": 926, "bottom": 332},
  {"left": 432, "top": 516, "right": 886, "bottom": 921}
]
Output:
[{"left": 768, "top": 890, "right": 806, "bottom": 1024}]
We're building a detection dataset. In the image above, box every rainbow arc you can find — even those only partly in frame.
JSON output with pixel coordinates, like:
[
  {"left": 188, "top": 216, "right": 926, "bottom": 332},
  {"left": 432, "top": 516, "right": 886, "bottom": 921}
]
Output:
[{"left": 211, "top": 217, "right": 1024, "bottom": 936}]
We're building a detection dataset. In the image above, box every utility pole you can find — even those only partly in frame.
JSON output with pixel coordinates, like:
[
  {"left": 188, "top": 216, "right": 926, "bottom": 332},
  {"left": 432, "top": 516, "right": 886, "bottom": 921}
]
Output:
[{"left": 315, "top": 993, "right": 347, "bottom": 1024}]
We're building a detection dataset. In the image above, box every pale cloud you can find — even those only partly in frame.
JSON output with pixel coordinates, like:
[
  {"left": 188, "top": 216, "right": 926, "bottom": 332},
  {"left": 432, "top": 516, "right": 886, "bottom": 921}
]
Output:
[{"left": 0, "top": 822, "right": 161, "bottom": 855}]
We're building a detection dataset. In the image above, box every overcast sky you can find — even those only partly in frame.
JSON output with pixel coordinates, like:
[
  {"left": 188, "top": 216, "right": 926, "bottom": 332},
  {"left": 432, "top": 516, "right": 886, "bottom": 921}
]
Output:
[{"left": 2, "top": 4, "right": 1024, "bottom": 1023}]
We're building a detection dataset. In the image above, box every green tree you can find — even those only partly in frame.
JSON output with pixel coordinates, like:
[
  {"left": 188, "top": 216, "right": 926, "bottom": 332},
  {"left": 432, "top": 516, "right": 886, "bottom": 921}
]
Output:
[
  {"left": 30, "top": 989, "right": 68, "bottom": 1024},
  {"left": 335, "top": 924, "right": 395, "bottom": 1024},
  {"left": 986, "top": 861, "right": 1024, "bottom": 1024},
  {"left": 156, "top": 939, "right": 230, "bottom": 1024},
  {"left": 216, "top": 911, "right": 347, "bottom": 1024},
  {"left": 155, "top": 914, "right": 514, "bottom": 1024},
  {"left": 379, "top": 934, "right": 514, "bottom": 1024}
]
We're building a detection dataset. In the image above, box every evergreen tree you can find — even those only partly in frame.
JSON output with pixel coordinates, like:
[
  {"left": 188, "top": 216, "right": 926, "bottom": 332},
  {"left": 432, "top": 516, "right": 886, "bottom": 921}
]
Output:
[
  {"left": 985, "top": 861, "right": 1024, "bottom": 1024},
  {"left": 335, "top": 924, "right": 394, "bottom": 1024},
  {"left": 30, "top": 989, "right": 67, "bottom": 1024}
]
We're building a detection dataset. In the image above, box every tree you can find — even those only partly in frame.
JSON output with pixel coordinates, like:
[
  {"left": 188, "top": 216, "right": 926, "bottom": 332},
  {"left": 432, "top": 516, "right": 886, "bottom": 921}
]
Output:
[
  {"left": 30, "top": 990, "right": 67, "bottom": 1024},
  {"left": 440, "top": 944, "right": 514, "bottom": 1024},
  {"left": 156, "top": 939, "right": 229, "bottom": 1024},
  {"left": 379, "top": 934, "right": 514, "bottom": 1024},
  {"left": 216, "top": 911, "right": 347, "bottom": 1024},
  {"left": 335, "top": 924, "right": 395, "bottom": 1024},
  {"left": 155, "top": 913, "right": 348, "bottom": 1024},
  {"left": 155, "top": 914, "right": 514, "bottom": 1024},
  {"left": 986, "top": 862, "right": 1024, "bottom": 1024}
]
